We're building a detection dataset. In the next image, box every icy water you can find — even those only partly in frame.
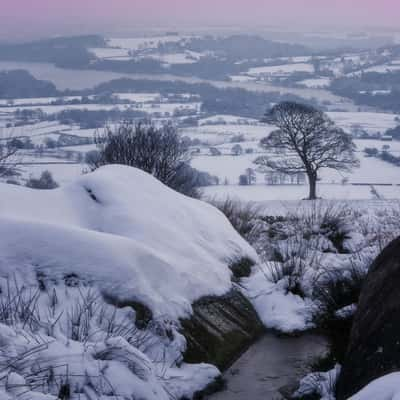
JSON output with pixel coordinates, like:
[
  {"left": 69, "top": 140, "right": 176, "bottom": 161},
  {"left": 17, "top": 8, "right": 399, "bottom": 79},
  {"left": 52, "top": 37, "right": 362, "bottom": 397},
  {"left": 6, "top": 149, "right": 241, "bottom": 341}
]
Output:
[
  {"left": 207, "top": 333, "right": 328, "bottom": 400},
  {"left": 0, "top": 61, "right": 354, "bottom": 108}
]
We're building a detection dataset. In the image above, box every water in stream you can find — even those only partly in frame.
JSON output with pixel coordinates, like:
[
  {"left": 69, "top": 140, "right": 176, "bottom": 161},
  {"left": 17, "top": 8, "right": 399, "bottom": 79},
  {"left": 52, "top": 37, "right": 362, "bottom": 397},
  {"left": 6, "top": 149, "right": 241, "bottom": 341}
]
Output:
[{"left": 207, "top": 333, "right": 328, "bottom": 400}]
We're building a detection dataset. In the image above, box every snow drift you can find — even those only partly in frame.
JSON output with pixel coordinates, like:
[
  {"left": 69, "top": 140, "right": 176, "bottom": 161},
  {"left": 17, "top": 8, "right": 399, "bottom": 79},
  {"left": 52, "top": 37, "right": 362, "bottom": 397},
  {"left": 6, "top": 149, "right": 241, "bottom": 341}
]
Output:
[{"left": 0, "top": 165, "right": 257, "bottom": 320}]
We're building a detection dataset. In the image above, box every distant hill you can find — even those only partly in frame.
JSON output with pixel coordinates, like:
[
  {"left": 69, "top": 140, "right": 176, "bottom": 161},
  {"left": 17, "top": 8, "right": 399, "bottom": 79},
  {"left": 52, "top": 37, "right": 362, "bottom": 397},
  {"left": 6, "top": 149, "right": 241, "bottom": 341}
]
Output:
[
  {"left": 0, "top": 70, "right": 59, "bottom": 98},
  {"left": 0, "top": 35, "right": 104, "bottom": 68},
  {"left": 185, "top": 34, "right": 311, "bottom": 59}
]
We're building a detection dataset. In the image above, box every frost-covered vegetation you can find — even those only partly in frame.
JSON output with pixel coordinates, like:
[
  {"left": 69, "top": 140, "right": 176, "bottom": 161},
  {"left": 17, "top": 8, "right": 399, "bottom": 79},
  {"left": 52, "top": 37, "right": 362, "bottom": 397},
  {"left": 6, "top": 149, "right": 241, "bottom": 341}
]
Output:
[
  {"left": 212, "top": 199, "right": 400, "bottom": 332},
  {"left": 211, "top": 197, "right": 400, "bottom": 399}
]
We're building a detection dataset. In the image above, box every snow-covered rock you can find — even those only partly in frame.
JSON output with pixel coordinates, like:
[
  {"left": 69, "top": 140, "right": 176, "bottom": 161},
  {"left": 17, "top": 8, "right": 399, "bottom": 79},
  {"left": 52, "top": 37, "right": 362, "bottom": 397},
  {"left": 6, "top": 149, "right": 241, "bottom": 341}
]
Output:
[
  {"left": 0, "top": 165, "right": 259, "bottom": 399},
  {"left": 349, "top": 372, "right": 400, "bottom": 400},
  {"left": 0, "top": 165, "right": 257, "bottom": 321},
  {"left": 242, "top": 268, "right": 314, "bottom": 333},
  {"left": 293, "top": 364, "right": 341, "bottom": 400}
]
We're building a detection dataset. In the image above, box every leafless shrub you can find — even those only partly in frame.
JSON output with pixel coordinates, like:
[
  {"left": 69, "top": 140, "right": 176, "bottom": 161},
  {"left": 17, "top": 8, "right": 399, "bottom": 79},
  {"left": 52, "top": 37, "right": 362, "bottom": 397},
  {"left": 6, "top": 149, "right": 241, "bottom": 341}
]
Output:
[
  {"left": 90, "top": 121, "right": 205, "bottom": 197},
  {"left": 262, "top": 234, "right": 323, "bottom": 297},
  {"left": 312, "top": 262, "right": 367, "bottom": 329},
  {"left": 0, "top": 277, "right": 41, "bottom": 332},
  {"left": 65, "top": 288, "right": 99, "bottom": 342},
  {"left": 0, "top": 129, "right": 21, "bottom": 177},
  {"left": 289, "top": 201, "right": 353, "bottom": 253},
  {"left": 209, "top": 197, "right": 263, "bottom": 243},
  {"left": 26, "top": 170, "right": 59, "bottom": 190}
]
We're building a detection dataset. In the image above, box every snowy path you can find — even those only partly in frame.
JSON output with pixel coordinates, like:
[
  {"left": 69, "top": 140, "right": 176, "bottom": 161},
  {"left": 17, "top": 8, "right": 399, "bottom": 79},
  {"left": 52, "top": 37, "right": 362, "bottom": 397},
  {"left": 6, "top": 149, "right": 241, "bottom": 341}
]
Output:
[{"left": 207, "top": 333, "right": 328, "bottom": 400}]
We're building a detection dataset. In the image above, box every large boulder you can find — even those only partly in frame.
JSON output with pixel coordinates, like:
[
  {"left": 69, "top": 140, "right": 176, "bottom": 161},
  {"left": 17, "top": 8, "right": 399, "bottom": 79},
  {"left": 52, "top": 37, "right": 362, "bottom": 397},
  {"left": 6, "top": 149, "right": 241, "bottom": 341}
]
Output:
[
  {"left": 337, "top": 236, "right": 400, "bottom": 399},
  {"left": 0, "top": 165, "right": 262, "bottom": 379},
  {"left": 0, "top": 165, "right": 258, "bottom": 322},
  {"left": 182, "top": 289, "right": 264, "bottom": 370}
]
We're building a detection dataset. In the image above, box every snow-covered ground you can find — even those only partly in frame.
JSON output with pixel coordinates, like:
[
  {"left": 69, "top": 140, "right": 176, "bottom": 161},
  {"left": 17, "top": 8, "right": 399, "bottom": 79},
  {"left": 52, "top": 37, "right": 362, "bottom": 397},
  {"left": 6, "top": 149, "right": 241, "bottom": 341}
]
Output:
[
  {"left": 327, "top": 112, "right": 398, "bottom": 135},
  {"left": 192, "top": 141, "right": 400, "bottom": 189},
  {"left": 0, "top": 102, "right": 201, "bottom": 115},
  {"left": 198, "top": 114, "right": 259, "bottom": 126},
  {"left": 147, "top": 52, "right": 200, "bottom": 65},
  {"left": 203, "top": 183, "right": 400, "bottom": 203},
  {"left": 352, "top": 64, "right": 400, "bottom": 75},
  {"left": 89, "top": 47, "right": 131, "bottom": 59},
  {"left": 298, "top": 77, "right": 331, "bottom": 88},
  {"left": 0, "top": 121, "right": 72, "bottom": 140},
  {"left": 0, "top": 96, "right": 82, "bottom": 106},
  {"left": 114, "top": 92, "right": 161, "bottom": 103},
  {"left": 181, "top": 124, "right": 275, "bottom": 145}
]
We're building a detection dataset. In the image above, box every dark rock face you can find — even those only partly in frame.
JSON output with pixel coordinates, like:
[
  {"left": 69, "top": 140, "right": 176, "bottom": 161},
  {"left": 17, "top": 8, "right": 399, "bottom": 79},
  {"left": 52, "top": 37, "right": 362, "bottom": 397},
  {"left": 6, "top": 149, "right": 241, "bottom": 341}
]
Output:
[
  {"left": 181, "top": 289, "right": 264, "bottom": 370},
  {"left": 337, "top": 237, "right": 400, "bottom": 399}
]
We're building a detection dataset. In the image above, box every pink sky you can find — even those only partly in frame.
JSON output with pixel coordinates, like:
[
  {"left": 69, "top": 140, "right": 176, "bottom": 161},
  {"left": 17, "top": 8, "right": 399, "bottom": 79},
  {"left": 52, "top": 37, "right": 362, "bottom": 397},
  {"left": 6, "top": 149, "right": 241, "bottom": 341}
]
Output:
[{"left": 0, "top": 0, "right": 399, "bottom": 39}]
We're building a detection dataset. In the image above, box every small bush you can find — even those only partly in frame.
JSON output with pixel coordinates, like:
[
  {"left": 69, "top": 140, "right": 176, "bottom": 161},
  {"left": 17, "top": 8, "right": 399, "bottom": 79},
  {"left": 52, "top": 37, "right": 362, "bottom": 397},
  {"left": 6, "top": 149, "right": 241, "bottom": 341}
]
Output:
[
  {"left": 26, "top": 170, "right": 59, "bottom": 190},
  {"left": 313, "top": 264, "right": 366, "bottom": 330},
  {"left": 312, "top": 262, "right": 368, "bottom": 363},
  {"left": 209, "top": 197, "right": 262, "bottom": 243},
  {"left": 285, "top": 202, "right": 353, "bottom": 254},
  {"left": 263, "top": 247, "right": 308, "bottom": 297},
  {"left": 0, "top": 277, "right": 41, "bottom": 331},
  {"left": 229, "top": 257, "right": 255, "bottom": 281}
]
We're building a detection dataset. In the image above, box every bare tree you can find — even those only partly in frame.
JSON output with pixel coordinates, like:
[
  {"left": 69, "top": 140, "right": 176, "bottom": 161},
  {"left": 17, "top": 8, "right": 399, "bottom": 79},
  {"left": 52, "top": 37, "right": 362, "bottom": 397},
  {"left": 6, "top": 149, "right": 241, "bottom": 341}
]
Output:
[
  {"left": 245, "top": 168, "right": 256, "bottom": 185},
  {"left": 92, "top": 122, "right": 188, "bottom": 176},
  {"left": 231, "top": 144, "right": 243, "bottom": 156},
  {"left": 0, "top": 131, "right": 20, "bottom": 178},
  {"left": 91, "top": 122, "right": 207, "bottom": 197},
  {"left": 255, "top": 102, "right": 359, "bottom": 200}
]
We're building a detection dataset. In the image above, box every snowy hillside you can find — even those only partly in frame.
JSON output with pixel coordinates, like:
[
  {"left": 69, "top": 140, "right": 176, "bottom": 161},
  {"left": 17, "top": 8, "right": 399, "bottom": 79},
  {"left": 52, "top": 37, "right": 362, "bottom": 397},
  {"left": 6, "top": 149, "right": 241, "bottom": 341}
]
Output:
[{"left": 0, "top": 165, "right": 257, "bottom": 399}]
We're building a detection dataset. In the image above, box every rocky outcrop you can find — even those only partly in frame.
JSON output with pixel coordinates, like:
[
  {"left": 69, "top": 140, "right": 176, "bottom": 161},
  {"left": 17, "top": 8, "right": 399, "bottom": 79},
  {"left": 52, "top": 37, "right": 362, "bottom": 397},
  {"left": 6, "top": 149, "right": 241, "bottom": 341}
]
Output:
[
  {"left": 337, "top": 236, "right": 400, "bottom": 399},
  {"left": 181, "top": 289, "right": 264, "bottom": 370}
]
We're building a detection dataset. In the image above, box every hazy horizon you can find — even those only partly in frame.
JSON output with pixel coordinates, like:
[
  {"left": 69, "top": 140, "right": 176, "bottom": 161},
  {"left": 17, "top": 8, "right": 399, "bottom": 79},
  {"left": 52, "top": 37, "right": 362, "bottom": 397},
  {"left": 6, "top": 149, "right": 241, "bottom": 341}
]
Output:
[{"left": 1, "top": 0, "right": 399, "bottom": 41}]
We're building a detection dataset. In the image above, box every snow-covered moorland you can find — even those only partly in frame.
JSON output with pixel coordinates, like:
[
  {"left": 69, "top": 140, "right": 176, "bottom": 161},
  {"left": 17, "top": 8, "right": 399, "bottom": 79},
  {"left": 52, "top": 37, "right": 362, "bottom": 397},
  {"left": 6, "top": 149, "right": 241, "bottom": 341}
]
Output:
[
  {"left": 211, "top": 198, "right": 400, "bottom": 334},
  {"left": 2, "top": 165, "right": 400, "bottom": 399},
  {"left": 0, "top": 165, "right": 258, "bottom": 399}
]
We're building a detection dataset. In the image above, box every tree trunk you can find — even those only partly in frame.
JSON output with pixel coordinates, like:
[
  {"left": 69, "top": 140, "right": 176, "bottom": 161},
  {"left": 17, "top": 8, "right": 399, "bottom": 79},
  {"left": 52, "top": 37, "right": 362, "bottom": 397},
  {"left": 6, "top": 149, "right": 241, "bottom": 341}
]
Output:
[{"left": 307, "top": 173, "right": 317, "bottom": 200}]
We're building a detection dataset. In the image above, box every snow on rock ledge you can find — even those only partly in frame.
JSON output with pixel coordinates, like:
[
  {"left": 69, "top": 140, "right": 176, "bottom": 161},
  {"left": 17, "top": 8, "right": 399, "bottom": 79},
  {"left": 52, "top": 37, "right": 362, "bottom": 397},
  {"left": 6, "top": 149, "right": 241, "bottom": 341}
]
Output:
[{"left": 0, "top": 165, "right": 258, "bottom": 321}]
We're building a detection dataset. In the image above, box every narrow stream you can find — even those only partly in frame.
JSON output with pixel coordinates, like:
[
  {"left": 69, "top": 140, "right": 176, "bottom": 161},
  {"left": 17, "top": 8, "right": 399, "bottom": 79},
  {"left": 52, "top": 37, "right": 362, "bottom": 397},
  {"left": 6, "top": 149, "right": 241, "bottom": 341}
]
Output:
[{"left": 207, "top": 333, "right": 328, "bottom": 400}]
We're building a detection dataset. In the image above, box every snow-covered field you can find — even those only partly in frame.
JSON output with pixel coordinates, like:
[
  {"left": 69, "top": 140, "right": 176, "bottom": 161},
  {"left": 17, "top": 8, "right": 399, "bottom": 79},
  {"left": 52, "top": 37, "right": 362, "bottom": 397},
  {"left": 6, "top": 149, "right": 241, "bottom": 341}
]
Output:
[
  {"left": 89, "top": 47, "right": 131, "bottom": 59},
  {"left": 0, "top": 96, "right": 82, "bottom": 106},
  {"left": 147, "top": 52, "right": 200, "bottom": 65},
  {"left": 114, "top": 92, "right": 161, "bottom": 103},
  {"left": 190, "top": 135, "right": 400, "bottom": 190},
  {"left": 0, "top": 101, "right": 201, "bottom": 116},
  {"left": 352, "top": 64, "right": 400, "bottom": 75},
  {"left": 203, "top": 183, "right": 400, "bottom": 203},
  {"left": 181, "top": 124, "right": 275, "bottom": 145},
  {"left": 327, "top": 112, "right": 398, "bottom": 135},
  {"left": 198, "top": 114, "right": 259, "bottom": 126},
  {"left": 298, "top": 77, "right": 331, "bottom": 88},
  {"left": 247, "top": 63, "right": 314, "bottom": 77},
  {"left": 0, "top": 121, "right": 71, "bottom": 139},
  {"left": 16, "top": 161, "right": 86, "bottom": 185}
]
